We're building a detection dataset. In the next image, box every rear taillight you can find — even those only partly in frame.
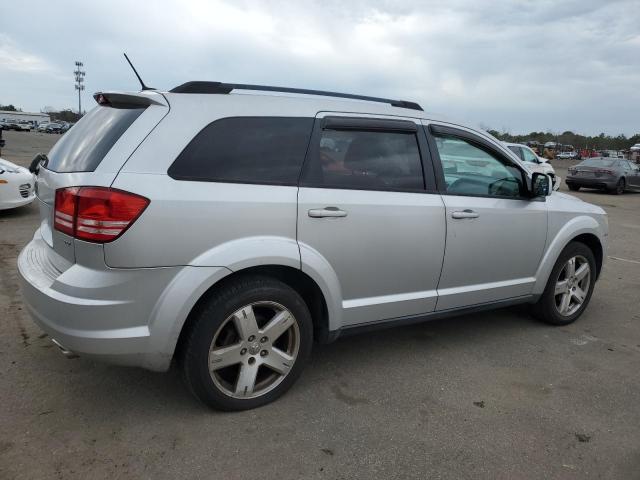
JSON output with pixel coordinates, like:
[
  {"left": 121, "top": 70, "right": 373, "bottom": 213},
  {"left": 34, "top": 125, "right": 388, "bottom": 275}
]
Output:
[{"left": 54, "top": 187, "right": 149, "bottom": 243}]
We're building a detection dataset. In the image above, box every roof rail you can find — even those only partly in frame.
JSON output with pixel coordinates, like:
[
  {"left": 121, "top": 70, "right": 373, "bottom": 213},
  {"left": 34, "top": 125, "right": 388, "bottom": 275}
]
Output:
[{"left": 169, "top": 81, "right": 423, "bottom": 111}]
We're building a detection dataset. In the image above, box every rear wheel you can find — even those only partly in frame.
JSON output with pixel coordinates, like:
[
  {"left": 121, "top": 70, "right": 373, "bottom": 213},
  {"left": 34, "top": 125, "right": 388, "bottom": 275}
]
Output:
[
  {"left": 179, "top": 276, "right": 313, "bottom": 411},
  {"left": 611, "top": 178, "right": 625, "bottom": 195},
  {"left": 533, "top": 242, "right": 596, "bottom": 326},
  {"left": 567, "top": 184, "right": 580, "bottom": 191}
]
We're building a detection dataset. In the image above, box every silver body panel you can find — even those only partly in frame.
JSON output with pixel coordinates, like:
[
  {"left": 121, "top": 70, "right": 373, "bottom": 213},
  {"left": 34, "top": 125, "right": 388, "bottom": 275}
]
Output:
[
  {"left": 298, "top": 187, "right": 446, "bottom": 326},
  {"left": 17, "top": 90, "right": 608, "bottom": 371}
]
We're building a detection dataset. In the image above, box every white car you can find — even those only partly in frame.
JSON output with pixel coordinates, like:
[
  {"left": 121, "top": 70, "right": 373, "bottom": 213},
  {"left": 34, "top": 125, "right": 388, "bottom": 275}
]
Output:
[
  {"left": 557, "top": 151, "right": 577, "bottom": 160},
  {"left": 503, "top": 142, "right": 560, "bottom": 189},
  {"left": 0, "top": 158, "right": 36, "bottom": 210}
]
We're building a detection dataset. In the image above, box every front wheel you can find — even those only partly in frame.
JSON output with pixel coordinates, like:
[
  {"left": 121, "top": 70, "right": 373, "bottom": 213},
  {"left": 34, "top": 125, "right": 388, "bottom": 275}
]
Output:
[
  {"left": 611, "top": 178, "right": 625, "bottom": 195},
  {"left": 179, "top": 276, "right": 313, "bottom": 411},
  {"left": 567, "top": 184, "right": 580, "bottom": 191},
  {"left": 532, "top": 242, "right": 596, "bottom": 326}
]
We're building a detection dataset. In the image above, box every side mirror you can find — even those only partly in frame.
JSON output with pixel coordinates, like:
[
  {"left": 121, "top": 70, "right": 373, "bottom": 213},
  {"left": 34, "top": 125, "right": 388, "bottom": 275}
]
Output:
[
  {"left": 531, "top": 172, "right": 551, "bottom": 197},
  {"left": 29, "top": 153, "right": 47, "bottom": 174}
]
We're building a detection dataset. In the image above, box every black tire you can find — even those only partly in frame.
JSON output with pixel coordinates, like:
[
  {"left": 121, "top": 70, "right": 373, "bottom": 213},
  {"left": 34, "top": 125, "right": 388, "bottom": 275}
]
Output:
[
  {"left": 179, "top": 275, "right": 313, "bottom": 411},
  {"left": 567, "top": 184, "right": 580, "bottom": 191},
  {"left": 611, "top": 178, "right": 625, "bottom": 195},
  {"left": 532, "top": 242, "right": 597, "bottom": 326}
]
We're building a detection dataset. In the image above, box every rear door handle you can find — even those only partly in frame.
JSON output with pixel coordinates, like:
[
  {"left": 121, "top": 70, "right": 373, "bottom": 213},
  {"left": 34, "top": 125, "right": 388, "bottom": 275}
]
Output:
[
  {"left": 451, "top": 209, "right": 479, "bottom": 219},
  {"left": 308, "top": 207, "right": 348, "bottom": 218}
]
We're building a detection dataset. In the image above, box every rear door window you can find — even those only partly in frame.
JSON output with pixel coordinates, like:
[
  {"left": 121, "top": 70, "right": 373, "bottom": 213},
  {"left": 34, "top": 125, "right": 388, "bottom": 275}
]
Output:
[
  {"left": 168, "top": 117, "right": 314, "bottom": 185},
  {"left": 45, "top": 106, "right": 145, "bottom": 172},
  {"left": 302, "top": 123, "right": 425, "bottom": 191}
]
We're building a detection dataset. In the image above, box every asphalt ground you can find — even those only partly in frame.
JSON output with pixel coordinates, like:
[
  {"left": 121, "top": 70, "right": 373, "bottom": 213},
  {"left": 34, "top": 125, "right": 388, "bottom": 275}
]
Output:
[{"left": 1, "top": 129, "right": 639, "bottom": 479}]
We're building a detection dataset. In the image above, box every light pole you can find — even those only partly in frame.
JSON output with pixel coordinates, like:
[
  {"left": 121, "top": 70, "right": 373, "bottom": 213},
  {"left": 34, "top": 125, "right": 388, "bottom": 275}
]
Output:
[{"left": 74, "top": 61, "right": 85, "bottom": 117}]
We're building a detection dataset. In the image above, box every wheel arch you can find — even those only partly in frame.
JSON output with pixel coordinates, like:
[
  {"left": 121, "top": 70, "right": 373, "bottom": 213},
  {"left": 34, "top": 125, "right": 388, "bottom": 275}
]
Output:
[
  {"left": 533, "top": 216, "right": 606, "bottom": 294},
  {"left": 571, "top": 233, "right": 603, "bottom": 279},
  {"left": 174, "top": 265, "right": 335, "bottom": 363}
]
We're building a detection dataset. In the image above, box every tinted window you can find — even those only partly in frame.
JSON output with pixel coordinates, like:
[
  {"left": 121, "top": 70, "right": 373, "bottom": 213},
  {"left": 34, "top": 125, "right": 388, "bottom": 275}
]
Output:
[
  {"left": 304, "top": 129, "right": 424, "bottom": 191},
  {"left": 434, "top": 135, "right": 524, "bottom": 197},
  {"left": 169, "top": 117, "right": 313, "bottom": 185},
  {"left": 46, "top": 106, "right": 145, "bottom": 172}
]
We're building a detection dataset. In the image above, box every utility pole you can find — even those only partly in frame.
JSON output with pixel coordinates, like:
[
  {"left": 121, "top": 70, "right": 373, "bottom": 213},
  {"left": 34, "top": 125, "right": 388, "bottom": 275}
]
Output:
[{"left": 74, "top": 61, "right": 85, "bottom": 118}]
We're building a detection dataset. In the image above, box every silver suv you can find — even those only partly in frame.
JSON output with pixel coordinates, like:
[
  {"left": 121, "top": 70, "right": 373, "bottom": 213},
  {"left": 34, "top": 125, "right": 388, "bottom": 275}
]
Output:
[{"left": 18, "top": 83, "right": 608, "bottom": 410}]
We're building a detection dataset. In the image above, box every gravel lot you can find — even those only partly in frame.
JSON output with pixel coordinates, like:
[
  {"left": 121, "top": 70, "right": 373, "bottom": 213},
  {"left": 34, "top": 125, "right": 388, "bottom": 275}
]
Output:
[{"left": 1, "top": 130, "right": 639, "bottom": 479}]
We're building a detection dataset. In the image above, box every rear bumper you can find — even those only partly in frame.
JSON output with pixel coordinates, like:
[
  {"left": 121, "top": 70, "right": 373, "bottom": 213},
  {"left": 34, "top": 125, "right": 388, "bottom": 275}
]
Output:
[
  {"left": 17, "top": 231, "right": 210, "bottom": 371},
  {"left": 565, "top": 176, "right": 617, "bottom": 189}
]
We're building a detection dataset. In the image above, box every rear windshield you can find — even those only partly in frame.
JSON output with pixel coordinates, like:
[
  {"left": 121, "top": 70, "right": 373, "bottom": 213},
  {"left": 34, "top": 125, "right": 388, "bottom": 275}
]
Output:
[
  {"left": 45, "top": 106, "right": 145, "bottom": 172},
  {"left": 581, "top": 158, "right": 616, "bottom": 167}
]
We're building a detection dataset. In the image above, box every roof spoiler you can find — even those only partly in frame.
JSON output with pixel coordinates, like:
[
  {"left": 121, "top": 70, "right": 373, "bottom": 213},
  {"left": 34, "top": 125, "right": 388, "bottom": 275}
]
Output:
[{"left": 93, "top": 92, "right": 164, "bottom": 108}]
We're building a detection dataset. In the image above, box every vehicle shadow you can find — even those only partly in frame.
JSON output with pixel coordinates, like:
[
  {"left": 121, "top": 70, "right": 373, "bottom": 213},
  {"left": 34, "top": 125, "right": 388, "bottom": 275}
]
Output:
[
  {"left": 38, "top": 305, "right": 539, "bottom": 420},
  {"left": 0, "top": 202, "right": 38, "bottom": 220}
]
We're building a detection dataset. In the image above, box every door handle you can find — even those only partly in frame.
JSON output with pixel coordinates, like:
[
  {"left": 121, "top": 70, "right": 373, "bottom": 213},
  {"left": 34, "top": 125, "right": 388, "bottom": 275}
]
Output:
[
  {"left": 451, "top": 209, "right": 479, "bottom": 219},
  {"left": 308, "top": 207, "right": 348, "bottom": 218}
]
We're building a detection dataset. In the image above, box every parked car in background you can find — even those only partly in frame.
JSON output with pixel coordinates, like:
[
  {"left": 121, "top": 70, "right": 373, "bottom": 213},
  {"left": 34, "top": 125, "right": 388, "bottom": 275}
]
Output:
[
  {"left": 45, "top": 123, "right": 63, "bottom": 134},
  {"left": 3, "top": 121, "right": 22, "bottom": 131},
  {"left": 37, "top": 123, "right": 50, "bottom": 132},
  {"left": 504, "top": 142, "right": 560, "bottom": 188},
  {"left": 60, "top": 122, "right": 74, "bottom": 133},
  {"left": 566, "top": 157, "right": 640, "bottom": 194},
  {"left": 557, "top": 151, "right": 577, "bottom": 160},
  {"left": 18, "top": 83, "right": 608, "bottom": 410},
  {"left": 0, "top": 158, "right": 35, "bottom": 210},
  {"left": 18, "top": 122, "right": 31, "bottom": 132}
]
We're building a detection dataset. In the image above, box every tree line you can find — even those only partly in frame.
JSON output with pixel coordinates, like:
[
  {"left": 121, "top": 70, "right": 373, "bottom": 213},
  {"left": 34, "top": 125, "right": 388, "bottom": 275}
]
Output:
[
  {"left": 0, "top": 104, "right": 22, "bottom": 112},
  {"left": 486, "top": 129, "right": 640, "bottom": 151}
]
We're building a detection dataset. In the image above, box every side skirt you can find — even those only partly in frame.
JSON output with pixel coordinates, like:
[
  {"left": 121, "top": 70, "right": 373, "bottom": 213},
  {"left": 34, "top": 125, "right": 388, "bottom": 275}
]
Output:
[{"left": 324, "top": 295, "right": 539, "bottom": 342}]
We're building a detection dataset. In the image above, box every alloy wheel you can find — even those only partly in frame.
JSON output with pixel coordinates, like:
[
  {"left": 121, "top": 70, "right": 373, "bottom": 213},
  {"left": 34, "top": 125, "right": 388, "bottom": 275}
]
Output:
[
  {"left": 554, "top": 255, "right": 591, "bottom": 316},
  {"left": 208, "top": 301, "right": 300, "bottom": 399}
]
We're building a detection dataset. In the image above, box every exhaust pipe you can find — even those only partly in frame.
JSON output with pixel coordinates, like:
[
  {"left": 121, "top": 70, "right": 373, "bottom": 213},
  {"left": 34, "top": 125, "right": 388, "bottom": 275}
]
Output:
[{"left": 51, "top": 338, "right": 79, "bottom": 359}]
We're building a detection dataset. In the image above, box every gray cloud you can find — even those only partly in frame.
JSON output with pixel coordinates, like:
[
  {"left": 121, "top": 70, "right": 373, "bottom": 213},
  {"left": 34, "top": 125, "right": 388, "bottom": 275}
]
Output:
[{"left": 1, "top": 0, "right": 638, "bottom": 135}]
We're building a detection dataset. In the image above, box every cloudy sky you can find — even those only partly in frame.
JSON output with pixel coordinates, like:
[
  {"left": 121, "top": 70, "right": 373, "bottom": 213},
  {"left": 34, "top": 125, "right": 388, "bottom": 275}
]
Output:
[{"left": 1, "top": 0, "right": 638, "bottom": 135}]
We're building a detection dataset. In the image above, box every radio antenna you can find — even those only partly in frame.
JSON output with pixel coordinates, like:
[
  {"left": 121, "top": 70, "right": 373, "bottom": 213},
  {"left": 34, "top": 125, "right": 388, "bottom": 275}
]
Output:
[{"left": 123, "top": 53, "right": 155, "bottom": 91}]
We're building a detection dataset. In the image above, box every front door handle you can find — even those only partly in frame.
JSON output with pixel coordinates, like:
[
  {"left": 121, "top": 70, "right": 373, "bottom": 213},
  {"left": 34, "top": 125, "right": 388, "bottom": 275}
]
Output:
[
  {"left": 308, "top": 207, "right": 348, "bottom": 218},
  {"left": 451, "top": 209, "right": 479, "bottom": 219}
]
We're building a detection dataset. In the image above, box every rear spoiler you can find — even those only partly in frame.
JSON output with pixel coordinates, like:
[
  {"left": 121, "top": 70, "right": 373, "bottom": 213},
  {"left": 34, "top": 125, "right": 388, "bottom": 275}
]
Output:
[{"left": 93, "top": 92, "right": 165, "bottom": 108}]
